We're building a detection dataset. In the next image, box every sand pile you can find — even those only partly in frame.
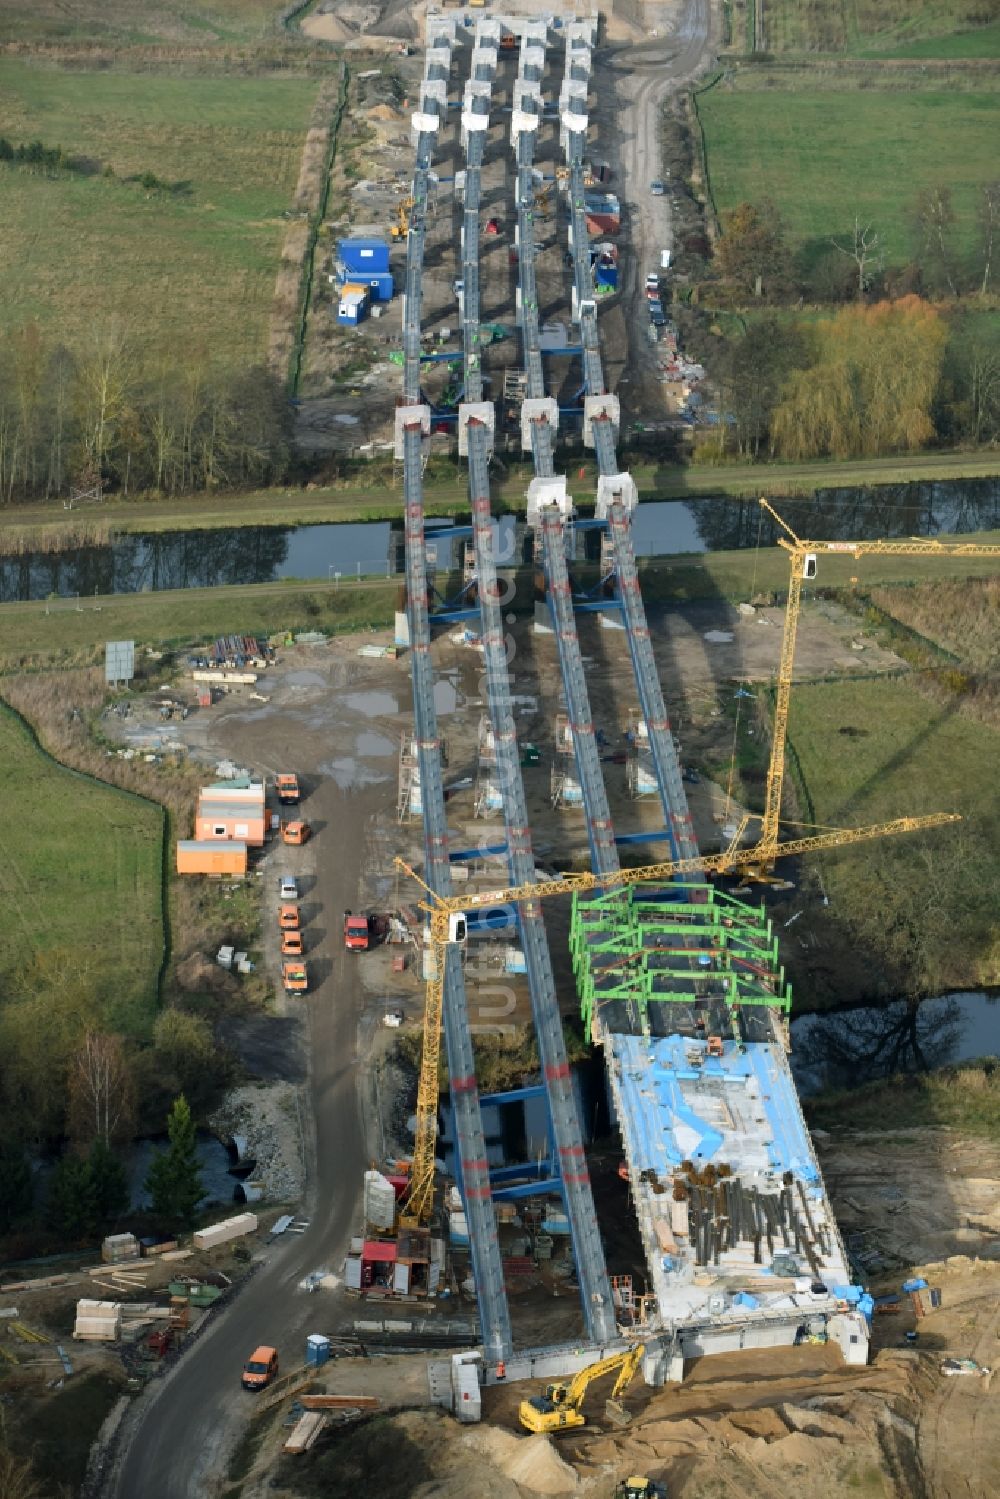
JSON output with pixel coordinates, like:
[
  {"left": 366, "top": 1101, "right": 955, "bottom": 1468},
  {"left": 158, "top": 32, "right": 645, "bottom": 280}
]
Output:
[{"left": 501, "top": 1433, "right": 578, "bottom": 1494}]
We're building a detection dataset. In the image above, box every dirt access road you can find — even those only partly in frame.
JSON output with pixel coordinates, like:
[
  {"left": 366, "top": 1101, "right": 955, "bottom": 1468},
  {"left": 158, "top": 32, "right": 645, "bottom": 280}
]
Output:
[
  {"left": 109, "top": 648, "right": 418, "bottom": 1499},
  {"left": 602, "top": 0, "right": 716, "bottom": 421}
]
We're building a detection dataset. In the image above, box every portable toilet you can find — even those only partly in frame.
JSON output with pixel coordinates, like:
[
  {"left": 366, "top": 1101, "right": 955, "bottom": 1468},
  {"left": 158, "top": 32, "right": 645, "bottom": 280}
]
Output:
[{"left": 338, "top": 284, "right": 369, "bottom": 326}]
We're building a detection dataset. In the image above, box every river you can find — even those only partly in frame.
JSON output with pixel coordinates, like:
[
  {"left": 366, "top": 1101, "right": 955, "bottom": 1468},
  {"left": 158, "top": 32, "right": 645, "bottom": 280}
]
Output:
[
  {"left": 789, "top": 990, "right": 998, "bottom": 1096},
  {"left": 2, "top": 476, "right": 997, "bottom": 602}
]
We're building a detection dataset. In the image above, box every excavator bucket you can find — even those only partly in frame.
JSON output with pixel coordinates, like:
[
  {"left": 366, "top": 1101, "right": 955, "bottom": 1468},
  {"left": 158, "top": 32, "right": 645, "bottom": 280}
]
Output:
[{"left": 604, "top": 1398, "right": 633, "bottom": 1428}]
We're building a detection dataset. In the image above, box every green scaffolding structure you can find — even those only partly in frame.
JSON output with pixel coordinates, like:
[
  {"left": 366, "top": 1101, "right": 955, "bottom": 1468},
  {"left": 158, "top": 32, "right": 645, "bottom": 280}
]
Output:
[{"left": 570, "top": 882, "right": 792, "bottom": 1042}]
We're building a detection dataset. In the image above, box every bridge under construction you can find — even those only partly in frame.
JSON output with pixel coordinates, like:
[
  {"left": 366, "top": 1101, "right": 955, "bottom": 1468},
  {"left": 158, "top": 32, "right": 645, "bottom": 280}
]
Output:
[{"left": 394, "top": 10, "right": 870, "bottom": 1387}]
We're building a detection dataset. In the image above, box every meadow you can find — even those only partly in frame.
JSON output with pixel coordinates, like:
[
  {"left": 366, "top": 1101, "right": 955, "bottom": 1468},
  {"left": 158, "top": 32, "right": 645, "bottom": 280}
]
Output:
[
  {"left": 786, "top": 675, "right": 1000, "bottom": 998},
  {"left": 0, "top": 59, "right": 319, "bottom": 364},
  {"left": 0, "top": 703, "right": 165, "bottom": 1033},
  {"left": 761, "top": 0, "right": 1000, "bottom": 56},
  {"left": 0, "top": 0, "right": 288, "bottom": 45},
  {"left": 698, "top": 75, "right": 999, "bottom": 268}
]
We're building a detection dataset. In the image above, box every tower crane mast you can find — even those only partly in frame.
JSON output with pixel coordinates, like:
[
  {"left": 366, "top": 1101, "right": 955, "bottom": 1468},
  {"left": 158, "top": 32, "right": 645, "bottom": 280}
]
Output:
[{"left": 754, "top": 498, "right": 1000, "bottom": 868}]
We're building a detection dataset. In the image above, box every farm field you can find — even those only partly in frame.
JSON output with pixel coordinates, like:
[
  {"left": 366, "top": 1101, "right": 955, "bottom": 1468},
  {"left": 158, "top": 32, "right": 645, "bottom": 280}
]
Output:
[
  {"left": 0, "top": 59, "right": 318, "bottom": 364},
  {"left": 787, "top": 676, "right": 1000, "bottom": 998},
  {"left": 699, "top": 76, "right": 999, "bottom": 267},
  {"left": 0, "top": 704, "right": 165, "bottom": 1033},
  {"left": 0, "top": 0, "right": 286, "bottom": 44},
  {"left": 761, "top": 0, "right": 1000, "bottom": 55}
]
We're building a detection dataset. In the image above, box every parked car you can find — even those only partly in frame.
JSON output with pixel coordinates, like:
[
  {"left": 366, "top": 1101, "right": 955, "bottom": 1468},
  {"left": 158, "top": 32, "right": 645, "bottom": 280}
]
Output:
[
  {"left": 281, "top": 930, "right": 304, "bottom": 957},
  {"left": 649, "top": 179, "right": 665, "bottom": 196},
  {"left": 278, "top": 904, "right": 300, "bottom": 931},
  {"left": 279, "top": 876, "right": 299, "bottom": 902}
]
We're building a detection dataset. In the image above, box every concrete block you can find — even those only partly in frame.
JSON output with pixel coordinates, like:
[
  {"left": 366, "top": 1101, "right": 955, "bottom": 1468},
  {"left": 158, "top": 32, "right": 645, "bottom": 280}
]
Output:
[
  {"left": 394, "top": 403, "right": 431, "bottom": 460},
  {"left": 520, "top": 397, "right": 559, "bottom": 453},
  {"left": 583, "top": 394, "right": 620, "bottom": 448},
  {"left": 420, "top": 79, "right": 448, "bottom": 109},
  {"left": 410, "top": 112, "right": 440, "bottom": 146},
  {"left": 461, "top": 111, "right": 489, "bottom": 136},
  {"left": 511, "top": 109, "right": 539, "bottom": 146},
  {"left": 596, "top": 472, "right": 638, "bottom": 518},
  {"left": 458, "top": 402, "right": 495, "bottom": 459},
  {"left": 526, "top": 475, "right": 571, "bottom": 528}
]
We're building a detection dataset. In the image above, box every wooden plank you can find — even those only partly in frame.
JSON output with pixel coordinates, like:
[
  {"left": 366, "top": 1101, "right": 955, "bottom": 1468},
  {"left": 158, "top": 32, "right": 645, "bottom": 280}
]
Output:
[
  {"left": 283, "top": 1412, "right": 327, "bottom": 1453},
  {"left": 299, "top": 1395, "right": 380, "bottom": 1410}
]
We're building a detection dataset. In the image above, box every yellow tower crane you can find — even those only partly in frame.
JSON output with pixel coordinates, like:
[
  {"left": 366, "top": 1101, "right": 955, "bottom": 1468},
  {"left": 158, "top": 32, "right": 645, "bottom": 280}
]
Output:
[
  {"left": 747, "top": 498, "right": 1000, "bottom": 871},
  {"left": 393, "top": 809, "right": 960, "bottom": 1224}
]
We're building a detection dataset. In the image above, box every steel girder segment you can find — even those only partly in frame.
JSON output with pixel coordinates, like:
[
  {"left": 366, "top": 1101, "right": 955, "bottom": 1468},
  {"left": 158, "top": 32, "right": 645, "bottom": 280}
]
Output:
[
  {"left": 539, "top": 509, "right": 620, "bottom": 879},
  {"left": 606, "top": 501, "right": 701, "bottom": 866},
  {"left": 402, "top": 427, "right": 512, "bottom": 1362},
  {"left": 403, "top": 137, "right": 436, "bottom": 404},
  {"left": 462, "top": 112, "right": 488, "bottom": 402},
  {"left": 466, "top": 421, "right": 615, "bottom": 1345},
  {"left": 516, "top": 137, "right": 545, "bottom": 400}
]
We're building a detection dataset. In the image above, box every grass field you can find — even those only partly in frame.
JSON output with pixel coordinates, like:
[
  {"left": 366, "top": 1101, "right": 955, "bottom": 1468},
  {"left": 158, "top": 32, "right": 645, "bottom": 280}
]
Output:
[
  {"left": 762, "top": 0, "right": 1000, "bottom": 55},
  {"left": 0, "top": 704, "right": 164, "bottom": 1033},
  {"left": 0, "top": 0, "right": 288, "bottom": 45},
  {"left": 699, "top": 76, "right": 998, "bottom": 267},
  {"left": 787, "top": 676, "right": 1000, "bottom": 996},
  {"left": 0, "top": 59, "right": 318, "bottom": 363},
  {"left": 806, "top": 1060, "right": 1000, "bottom": 1137}
]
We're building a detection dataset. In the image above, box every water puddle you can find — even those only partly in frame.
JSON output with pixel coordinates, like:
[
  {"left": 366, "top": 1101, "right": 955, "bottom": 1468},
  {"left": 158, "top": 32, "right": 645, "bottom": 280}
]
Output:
[
  {"left": 285, "top": 670, "right": 326, "bottom": 688},
  {"left": 339, "top": 690, "right": 399, "bottom": 717},
  {"left": 356, "top": 730, "right": 395, "bottom": 758},
  {"left": 320, "top": 757, "right": 391, "bottom": 789},
  {"left": 434, "top": 679, "right": 459, "bottom": 716}
]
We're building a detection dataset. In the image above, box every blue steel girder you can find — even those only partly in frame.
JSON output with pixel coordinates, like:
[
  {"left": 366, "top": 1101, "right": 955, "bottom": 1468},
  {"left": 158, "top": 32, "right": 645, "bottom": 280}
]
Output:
[
  {"left": 607, "top": 501, "right": 702, "bottom": 868},
  {"left": 539, "top": 509, "right": 619, "bottom": 879},
  {"left": 400, "top": 67, "right": 513, "bottom": 1369},
  {"left": 465, "top": 419, "right": 616, "bottom": 1346}
]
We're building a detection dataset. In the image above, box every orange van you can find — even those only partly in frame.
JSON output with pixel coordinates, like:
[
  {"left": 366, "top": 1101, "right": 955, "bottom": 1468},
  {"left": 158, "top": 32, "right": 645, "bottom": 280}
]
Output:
[{"left": 242, "top": 1345, "right": 279, "bottom": 1391}]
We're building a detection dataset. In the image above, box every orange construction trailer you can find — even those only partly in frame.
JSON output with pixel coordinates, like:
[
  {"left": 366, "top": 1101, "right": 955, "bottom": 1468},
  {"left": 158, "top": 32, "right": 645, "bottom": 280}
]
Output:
[{"left": 176, "top": 840, "right": 248, "bottom": 876}]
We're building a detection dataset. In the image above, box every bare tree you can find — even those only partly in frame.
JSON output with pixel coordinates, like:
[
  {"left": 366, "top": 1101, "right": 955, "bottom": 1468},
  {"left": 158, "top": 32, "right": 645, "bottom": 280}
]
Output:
[
  {"left": 831, "top": 216, "right": 884, "bottom": 300},
  {"left": 67, "top": 1031, "right": 135, "bottom": 1145},
  {"left": 978, "top": 180, "right": 1000, "bottom": 295},
  {"left": 915, "top": 184, "right": 958, "bottom": 296}
]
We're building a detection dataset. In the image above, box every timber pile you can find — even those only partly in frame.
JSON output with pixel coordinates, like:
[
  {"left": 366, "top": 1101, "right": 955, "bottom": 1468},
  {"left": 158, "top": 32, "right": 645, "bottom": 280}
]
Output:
[
  {"left": 300, "top": 1394, "right": 379, "bottom": 1410},
  {"left": 283, "top": 1412, "right": 328, "bottom": 1453}
]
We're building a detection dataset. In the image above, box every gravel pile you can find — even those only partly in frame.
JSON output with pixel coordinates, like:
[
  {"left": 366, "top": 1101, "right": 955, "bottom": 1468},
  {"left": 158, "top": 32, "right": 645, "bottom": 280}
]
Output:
[{"left": 210, "top": 1082, "right": 305, "bottom": 1205}]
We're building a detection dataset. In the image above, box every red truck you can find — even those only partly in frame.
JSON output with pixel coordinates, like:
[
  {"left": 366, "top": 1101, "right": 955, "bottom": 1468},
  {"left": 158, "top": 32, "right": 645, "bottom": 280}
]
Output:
[{"left": 344, "top": 911, "right": 371, "bottom": 952}]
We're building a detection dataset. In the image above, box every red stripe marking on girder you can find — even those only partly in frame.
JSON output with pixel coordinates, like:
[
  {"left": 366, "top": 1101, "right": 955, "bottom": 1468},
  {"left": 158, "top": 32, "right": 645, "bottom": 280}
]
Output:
[
  {"left": 451, "top": 1075, "right": 477, "bottom": 1095},
  {"left": 462, "top": 1158, "right": 489, "bottom": 1176},
  {"left": 545, "top": 1062, "right": 571, "bottom": 1083},
  {"left": 558, "top": 1144, "right": 585, "bottom": 1159}
]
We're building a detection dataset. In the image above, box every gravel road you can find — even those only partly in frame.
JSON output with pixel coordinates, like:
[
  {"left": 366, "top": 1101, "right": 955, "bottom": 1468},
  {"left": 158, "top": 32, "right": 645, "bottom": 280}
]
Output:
[{"left": 109, "top": 674, "right": 392, "bottom": 1498}]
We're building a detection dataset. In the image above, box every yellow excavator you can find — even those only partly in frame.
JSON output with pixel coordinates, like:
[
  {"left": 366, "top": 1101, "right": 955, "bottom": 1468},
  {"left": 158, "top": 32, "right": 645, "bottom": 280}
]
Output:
[
  {"left": 519, "top": 1344, "right": 646, "bottom": 1434},
  {"left": 390, "top": 197, "right": 415, "bottom": 241}
]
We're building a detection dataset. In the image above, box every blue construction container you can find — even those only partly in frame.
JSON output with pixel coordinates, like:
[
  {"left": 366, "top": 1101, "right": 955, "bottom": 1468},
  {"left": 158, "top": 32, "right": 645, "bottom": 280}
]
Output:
[{"left": 338, "top": 236, "right": 390, "bottom": 274}]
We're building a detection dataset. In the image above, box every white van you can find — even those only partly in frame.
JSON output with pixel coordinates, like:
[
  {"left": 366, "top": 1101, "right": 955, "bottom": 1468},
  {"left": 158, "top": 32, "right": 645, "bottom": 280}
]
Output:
[{"left": 660, "top": 249, "right": 672, "bottom": 271}]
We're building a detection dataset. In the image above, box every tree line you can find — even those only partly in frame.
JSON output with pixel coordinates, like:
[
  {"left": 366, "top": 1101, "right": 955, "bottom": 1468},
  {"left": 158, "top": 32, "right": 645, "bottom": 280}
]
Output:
[
  {"left": 714, "top": 181, "right": 999, "bottom": 304},
  {"left": 0, "top": 976, "right": 227, "bottom": 1249},
  {"left": 0, "top": 321, "right": 293, "bottom": 503}
]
